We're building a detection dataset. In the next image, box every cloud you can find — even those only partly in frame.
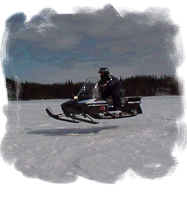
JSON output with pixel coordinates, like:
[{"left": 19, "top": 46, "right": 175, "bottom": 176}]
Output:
[
  {"left": 6, "top": 12, "right": 26, "bottom": 32},
  {"left": 3, "top": 4, "right": 182, "bottom": 81}
]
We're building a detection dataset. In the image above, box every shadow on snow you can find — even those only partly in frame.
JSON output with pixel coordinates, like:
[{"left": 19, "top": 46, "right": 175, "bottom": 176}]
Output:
[{"left": 27, "top": 126, "right": 119, "bottom": 136}]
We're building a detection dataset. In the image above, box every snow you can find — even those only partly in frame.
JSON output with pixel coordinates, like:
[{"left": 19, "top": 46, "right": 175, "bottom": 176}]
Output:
[{"left": 0, "top": 96, "right": 186, "bottom": 185}]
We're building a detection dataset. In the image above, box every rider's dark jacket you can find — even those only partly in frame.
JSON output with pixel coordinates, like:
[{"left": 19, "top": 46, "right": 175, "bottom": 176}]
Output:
[{"left": 98, "top": 75, "right": 122, "bottom": 109}]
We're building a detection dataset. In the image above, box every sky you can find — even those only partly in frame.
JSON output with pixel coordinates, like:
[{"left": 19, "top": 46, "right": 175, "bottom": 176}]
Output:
[{"left": 1, "top": 3, "right": 183, "bottom": 84}]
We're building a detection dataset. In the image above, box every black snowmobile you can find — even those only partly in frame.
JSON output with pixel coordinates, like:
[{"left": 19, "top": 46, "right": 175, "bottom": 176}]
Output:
[{"left": 46, "top": 77, "right": 143, "bottom": 124}]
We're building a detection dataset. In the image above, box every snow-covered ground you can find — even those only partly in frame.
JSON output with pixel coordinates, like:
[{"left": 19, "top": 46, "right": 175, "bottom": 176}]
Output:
[{"left": 0, "top": 96, "right": 186, "bottom": 184}]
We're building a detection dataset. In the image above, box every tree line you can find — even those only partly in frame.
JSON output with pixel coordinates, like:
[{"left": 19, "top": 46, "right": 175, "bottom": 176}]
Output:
[
  {"left": 120, "top": 75, "right": 180, "bottom": 97},
  {"left": 5, "top": 75, "right": 181, "bottom": 101}
]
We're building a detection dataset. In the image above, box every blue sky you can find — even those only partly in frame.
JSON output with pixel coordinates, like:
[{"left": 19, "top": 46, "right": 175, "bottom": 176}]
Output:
[{"left": 3, "top": 4, "right": 181, "bottom": 83}]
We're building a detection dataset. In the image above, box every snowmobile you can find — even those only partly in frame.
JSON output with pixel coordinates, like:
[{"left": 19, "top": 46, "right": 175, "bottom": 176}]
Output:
[{"left": 46, "top": 77, "right": 143, "bottom": 124}]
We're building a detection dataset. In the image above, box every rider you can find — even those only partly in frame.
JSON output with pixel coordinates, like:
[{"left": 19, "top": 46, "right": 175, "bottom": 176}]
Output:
[{"left": 98, "top": 67, "right": 122, "bottom": 110}]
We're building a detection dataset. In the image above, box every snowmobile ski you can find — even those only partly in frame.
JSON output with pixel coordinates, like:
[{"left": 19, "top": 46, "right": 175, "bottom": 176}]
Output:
[
  {"left": 72, "top": 115, "right": 99, "bottom": 124},
  {"left": 45, "top": 107, "right": 80, "bottom": 123}
]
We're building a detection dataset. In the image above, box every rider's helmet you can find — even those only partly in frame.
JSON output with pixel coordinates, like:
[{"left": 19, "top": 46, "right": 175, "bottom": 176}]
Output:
[{"left": 98, "top": 68, "right": 110, "bottom": 77}]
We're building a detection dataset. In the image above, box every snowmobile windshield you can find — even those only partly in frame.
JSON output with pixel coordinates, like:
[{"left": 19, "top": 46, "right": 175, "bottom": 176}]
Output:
[{"left": 77, "top": 77, "right": 100, "bottom": 100}]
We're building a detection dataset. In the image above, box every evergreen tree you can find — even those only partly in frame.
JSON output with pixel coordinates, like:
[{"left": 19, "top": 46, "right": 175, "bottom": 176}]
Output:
[{"left": 5, "top": 75, "right": 181, "bottom": 101}]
